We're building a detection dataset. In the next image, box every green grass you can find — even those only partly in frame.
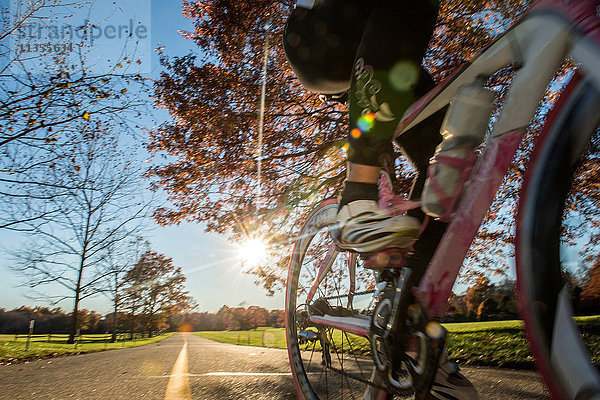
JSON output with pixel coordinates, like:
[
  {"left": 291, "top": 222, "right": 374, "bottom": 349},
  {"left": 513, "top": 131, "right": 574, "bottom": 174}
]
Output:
[
  {"left": 196, "top": 316, "right": 600, "bottom": 369},
  {"left": 443, "top": 317, "right": 600, "bottom": 368},
  {"left": 0, "top": 332, "right": 175, "bottom": 363},
  {"left": 444, "top": 320, "right": 523, "bottom": 332},
  {"left": 196, "top": 327, "right": 287, "bottom": 349}
]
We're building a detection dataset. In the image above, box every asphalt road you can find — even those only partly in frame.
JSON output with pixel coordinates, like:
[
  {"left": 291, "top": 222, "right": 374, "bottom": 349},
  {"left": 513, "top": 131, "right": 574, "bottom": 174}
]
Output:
[{"left": 0, "top": 333, "right": 551, "bottom": 400}]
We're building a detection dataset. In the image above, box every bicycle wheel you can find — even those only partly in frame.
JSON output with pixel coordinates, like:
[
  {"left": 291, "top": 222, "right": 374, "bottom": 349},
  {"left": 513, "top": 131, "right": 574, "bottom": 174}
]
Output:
[
  {"left": 285, "top": 199, "right": 393, "bottom": 400},
  {"left": 516, "top": 73, "right": 600, "bottom": 400}
]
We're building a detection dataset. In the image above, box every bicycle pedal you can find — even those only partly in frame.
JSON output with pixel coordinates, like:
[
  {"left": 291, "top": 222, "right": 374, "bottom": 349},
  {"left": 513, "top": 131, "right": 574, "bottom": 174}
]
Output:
[{"left": 363, "top": 249, "right": 408, "bottom": 269}]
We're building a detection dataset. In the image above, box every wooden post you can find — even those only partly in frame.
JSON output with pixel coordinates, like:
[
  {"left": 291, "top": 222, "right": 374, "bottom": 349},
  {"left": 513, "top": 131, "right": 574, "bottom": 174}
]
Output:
[{"left": 25, "top": 320, "right": 35, "bottom": 351}]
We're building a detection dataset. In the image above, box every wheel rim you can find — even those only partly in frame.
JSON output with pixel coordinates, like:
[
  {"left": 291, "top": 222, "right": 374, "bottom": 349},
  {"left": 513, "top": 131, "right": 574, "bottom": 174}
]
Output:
[
  {"left": 517, "top": 76, "right": 600, "bottom": 400},
  {"left": 286, "top": 200, "right": 390, "bottom": 400}
]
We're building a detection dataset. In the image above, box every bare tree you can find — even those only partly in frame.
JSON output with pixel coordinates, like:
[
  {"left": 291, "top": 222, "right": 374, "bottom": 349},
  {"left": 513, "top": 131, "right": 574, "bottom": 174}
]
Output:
[
  {"left": 0, "top": 0, "right": 151, "bottom": 229},
  {"left": 102, "top": 237, "right": 149, "bottom": 342},
  {"left": 9, "top": 125, "right": 154, "bottom": 343}
]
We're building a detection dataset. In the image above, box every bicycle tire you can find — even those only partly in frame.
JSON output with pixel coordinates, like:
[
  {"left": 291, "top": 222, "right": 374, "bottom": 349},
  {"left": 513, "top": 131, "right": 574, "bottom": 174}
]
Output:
[
  {"left": 285, "top": 199, "right": 393, "bottom": 400},
  {"left": 516, "top": 73, "right": 600, "bottom": 400}
]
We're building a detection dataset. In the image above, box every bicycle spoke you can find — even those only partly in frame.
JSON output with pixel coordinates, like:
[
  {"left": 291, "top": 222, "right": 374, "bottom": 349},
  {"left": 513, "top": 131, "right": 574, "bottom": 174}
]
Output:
[
  {"left": 325, "top": 327, "right": 359, "bottom": 400},
  {"left": 307, "top": 338, "right": 316, "bottom": 373},
  {"left": 343, "top": 331, "right": 367, "bottom": 380},
  {"left": 287, "top": 200, "right": 382, "bottom": 399}
]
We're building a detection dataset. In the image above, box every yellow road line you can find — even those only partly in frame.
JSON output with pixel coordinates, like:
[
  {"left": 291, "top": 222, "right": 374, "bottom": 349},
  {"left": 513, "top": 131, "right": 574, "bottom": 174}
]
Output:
[{"left": 164, "top": 337, "right": 192, "bottom": 400}]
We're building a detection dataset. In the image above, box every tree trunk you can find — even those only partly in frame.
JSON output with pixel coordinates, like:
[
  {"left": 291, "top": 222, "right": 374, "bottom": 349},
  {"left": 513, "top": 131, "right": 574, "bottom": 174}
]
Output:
[
  {"left": 110, "top": 300, "right": 118, "bottom": 343},
  {"left": 68, "top": 294, "right": 80, "bottom": 344},
  {"left": 68, "top": 248, "right": 87, "bottom": 344},
  {"left": 111, "top": 275, "right": 119, "bottom": 343}
]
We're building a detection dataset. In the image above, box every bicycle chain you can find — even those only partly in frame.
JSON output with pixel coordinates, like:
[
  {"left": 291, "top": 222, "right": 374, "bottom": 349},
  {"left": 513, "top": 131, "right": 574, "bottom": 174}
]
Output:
[{"left": 319, "top": 289, "right": 375, "bottom": 302}]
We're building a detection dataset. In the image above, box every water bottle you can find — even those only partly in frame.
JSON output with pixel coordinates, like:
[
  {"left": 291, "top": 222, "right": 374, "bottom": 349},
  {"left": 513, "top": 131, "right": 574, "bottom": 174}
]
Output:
[{"left": 421, "top": 77, "right": 494, "bottom": 219}]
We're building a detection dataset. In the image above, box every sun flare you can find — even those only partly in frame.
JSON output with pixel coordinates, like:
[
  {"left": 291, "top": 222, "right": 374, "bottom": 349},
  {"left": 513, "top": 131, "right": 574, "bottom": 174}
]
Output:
[{"left": 237, "top": 237, "right": 268, "bottom": 267}]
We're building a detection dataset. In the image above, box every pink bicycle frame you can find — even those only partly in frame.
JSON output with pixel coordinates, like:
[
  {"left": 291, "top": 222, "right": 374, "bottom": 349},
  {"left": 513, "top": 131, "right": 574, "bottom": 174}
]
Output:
[
  {"left": 298, "top": 0, "right": 600, "bottom": 330},
  {"left": 395, "top": 0, "right": 600, "bottom": 318}
]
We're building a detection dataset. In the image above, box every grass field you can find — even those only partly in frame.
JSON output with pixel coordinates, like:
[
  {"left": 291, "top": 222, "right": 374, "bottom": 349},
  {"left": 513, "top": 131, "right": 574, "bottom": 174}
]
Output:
[
  {"left": 0, "top": 332, "right": 175, "bottom": 363},
  {"left": 197, "top": 327, "right": 288, "bottom": 349},
  {"left": 196, "top": 316, "right": 600, "bottom": 369}
]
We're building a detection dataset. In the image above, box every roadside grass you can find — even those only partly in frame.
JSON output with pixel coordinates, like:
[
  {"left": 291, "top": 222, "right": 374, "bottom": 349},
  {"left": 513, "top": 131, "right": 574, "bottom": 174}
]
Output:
[
  {"left": 196, "top": 316, "right": 600, "bottom": 369},
  {"left": 196, "top": 327, "right": 287, "bottom": 349},
  {"left": 0, "top": 332, "right": 175, "bottom": 364}
]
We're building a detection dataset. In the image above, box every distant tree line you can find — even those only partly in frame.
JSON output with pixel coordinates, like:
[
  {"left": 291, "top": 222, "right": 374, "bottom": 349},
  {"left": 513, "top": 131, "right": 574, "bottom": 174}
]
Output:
[
  {"left": 0, "top": 248, "right": 195, "bottom": 338},
  {"left": 447, "top": 266, "right": 600, "bottom": 322},
  {"left": 0, "top": 307, "right": 106, "bottom": 334},
  {"left": 4, "top": 262, "right": 597, "bottom": 333},
  {"left": 170, "top": 306, "right": 286, "bottom": 332},
  {"left": 0, "top": 305, "right": 285, "bottom": 334}
]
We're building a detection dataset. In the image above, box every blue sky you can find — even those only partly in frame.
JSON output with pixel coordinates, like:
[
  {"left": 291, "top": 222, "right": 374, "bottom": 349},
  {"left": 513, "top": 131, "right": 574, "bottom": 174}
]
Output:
[{"left": 0, "top": 0, "right": 285, "bottom": 314}]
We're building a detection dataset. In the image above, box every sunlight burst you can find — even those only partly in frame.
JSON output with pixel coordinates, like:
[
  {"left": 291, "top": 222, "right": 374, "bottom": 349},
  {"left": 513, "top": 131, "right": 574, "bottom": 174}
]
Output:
[{"left": 237, "top": 237, "right": 268, "bottom": 268}]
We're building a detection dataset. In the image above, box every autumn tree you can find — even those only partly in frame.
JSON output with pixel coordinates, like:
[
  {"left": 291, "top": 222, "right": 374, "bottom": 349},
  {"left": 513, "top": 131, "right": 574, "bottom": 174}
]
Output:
[
  {"left": 123, "top": 250, "right": 194, "bottom": 335},
  {"left": 102, "top": 238, "right": 149, "bottom": 342},
  {"left": 464, "top": 276, "right": 495, "bottom": 318},
  {"left": 246, "top": 305, "right": 268, "bottom": 328},
  {"left": 268, "top": 309, "right": 285, "bottom": 327},
  {"left": 76, "top": 309, "right": 102, "bottom": 332},
  {"left": 477, "top": 297, "right": 499, "bottom": 321},
  {"left": 9, "top": 128, "right": 153, "bottom": 344},
  {"left": 144, "top": 0, "right": 600, "bottom": 301},
  {"left": 580, "top": 261, "right": 600, "bottom": 315},
  {"left": 146, "top": 0, "right": 540, "bottom": 292},
  {"left": 447, "top": 291, "right": 467, "bottom": 321},
  {"left": 0, "top": 0, "right": 149, "bottom": 230}
]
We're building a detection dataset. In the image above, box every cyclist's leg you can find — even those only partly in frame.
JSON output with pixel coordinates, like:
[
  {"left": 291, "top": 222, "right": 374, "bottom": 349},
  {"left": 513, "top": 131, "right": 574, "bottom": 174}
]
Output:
[
  {"left": 347, "top": 0, "right": 439, "bottom": 170},
  {"left": 337, "top": 0, "right": 439, "bottom": 252},
  {"left": 341, "top": 3, "right": 477, "bottom": 398}
]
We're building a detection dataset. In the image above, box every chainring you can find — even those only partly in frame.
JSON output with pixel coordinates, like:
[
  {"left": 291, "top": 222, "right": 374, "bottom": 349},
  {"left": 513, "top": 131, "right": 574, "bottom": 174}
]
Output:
[{"left": 368, "top": 267, "right": 447, "bottom": 398}]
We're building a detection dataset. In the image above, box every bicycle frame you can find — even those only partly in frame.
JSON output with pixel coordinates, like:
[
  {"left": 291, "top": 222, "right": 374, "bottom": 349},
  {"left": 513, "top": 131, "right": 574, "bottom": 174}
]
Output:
[
  {"left": 288, "top": 1, "right": 600, "bottom": 398},
  {"left": 400, "top": 0, "right": 600, "bottom": 318},
  {"left": 300, "top": 0, "right": 600, "bottom": 325}
]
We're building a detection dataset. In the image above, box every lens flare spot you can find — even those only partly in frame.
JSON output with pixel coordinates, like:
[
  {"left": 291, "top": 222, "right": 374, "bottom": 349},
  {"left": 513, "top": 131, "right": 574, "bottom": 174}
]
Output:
[
  {"left": 340, "top": 144, "right": 349, "bottom": 157},
  {"left": 263, "top": 332, "right": 276, "bottom": 347},
  {"left": 390, "top": 60, "right": 419, "bottom": 91},
  {"left": 356, "top": 113, "right": 375, "bottom": 133},
  {"left": 350, "top": 128, "right": 362, "bottom": 139},
  {"left": 425, "top": 321, "right": 445, "bottom": 340}
]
